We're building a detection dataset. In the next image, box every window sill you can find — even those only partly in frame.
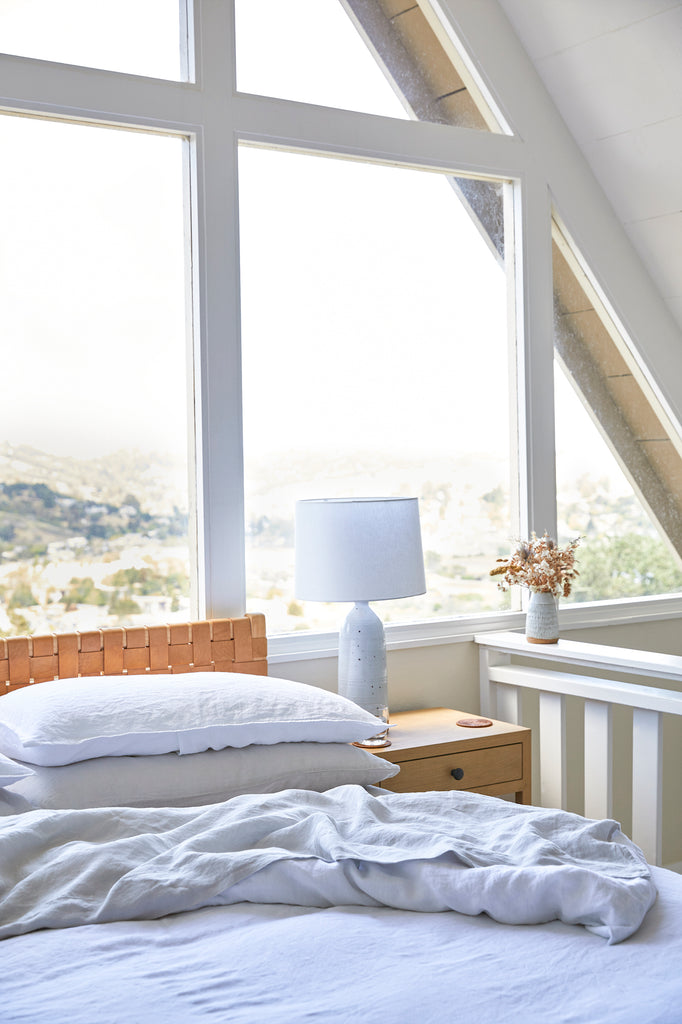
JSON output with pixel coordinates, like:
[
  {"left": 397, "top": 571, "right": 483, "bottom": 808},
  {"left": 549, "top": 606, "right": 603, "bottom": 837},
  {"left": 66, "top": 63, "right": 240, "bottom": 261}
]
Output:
[{"left": 266, "top": 593, "right": 682, "bottom": 664}]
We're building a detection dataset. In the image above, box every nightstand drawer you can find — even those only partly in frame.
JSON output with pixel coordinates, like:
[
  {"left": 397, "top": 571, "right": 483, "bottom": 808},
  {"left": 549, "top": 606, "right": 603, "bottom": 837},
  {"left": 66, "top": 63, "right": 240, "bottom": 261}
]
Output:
[{"left": 383, "top": 742, "right": 524, "bottom": 794}]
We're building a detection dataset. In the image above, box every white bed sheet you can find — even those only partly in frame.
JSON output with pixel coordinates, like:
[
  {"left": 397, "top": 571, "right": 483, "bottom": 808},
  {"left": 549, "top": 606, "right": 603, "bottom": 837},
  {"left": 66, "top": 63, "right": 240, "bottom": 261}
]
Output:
[{"left": 3, "top": 866, "right": 681, "bottom": 1024}]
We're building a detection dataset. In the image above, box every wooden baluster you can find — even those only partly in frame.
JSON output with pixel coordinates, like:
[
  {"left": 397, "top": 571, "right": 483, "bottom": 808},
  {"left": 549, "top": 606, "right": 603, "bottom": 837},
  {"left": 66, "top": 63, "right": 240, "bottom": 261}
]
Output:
[
  {"left": 583, "top": 699, "right": 613, "bottom": 820},
  {"left": 539, "top": 691, "right": 567, "bottom": 809},
  {"left": 632, "top": 708, "right": 663, "bottom": 865}
]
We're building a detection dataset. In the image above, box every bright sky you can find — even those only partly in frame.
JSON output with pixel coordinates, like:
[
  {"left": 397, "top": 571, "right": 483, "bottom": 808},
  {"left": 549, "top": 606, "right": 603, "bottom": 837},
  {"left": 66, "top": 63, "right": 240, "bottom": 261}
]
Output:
[
  {"left": 235, "top": 0, "right": 408, "bottom": 118},
  {"left": 238, "top": 144, "right": 510, "bottom": 460},
  {"left": 1, "top": 116, "right": 188, "bottom": 460},
  {"left": 0, "top": 1, "right": 184, "bottom": 459},
  {"left": 0, "top": 0, "right": 181, "bottom": 79}
]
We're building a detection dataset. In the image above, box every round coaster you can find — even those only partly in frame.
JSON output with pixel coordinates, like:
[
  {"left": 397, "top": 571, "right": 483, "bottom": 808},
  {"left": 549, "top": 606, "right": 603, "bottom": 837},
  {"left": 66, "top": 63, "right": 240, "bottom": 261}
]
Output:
[{"left": 456, "top": 717, "right": 493, "bottom": 728}]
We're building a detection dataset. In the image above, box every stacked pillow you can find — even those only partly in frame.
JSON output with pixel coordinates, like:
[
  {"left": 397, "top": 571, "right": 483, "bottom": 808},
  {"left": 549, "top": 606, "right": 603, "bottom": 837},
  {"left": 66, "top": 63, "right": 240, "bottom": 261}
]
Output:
[
  {"left": 0, "top": 673, "right": 399, "bottom": 809},
  {"left": 0, "top": 751, "right": 35, "bottom": 816},
  {"left": 0, "top": 752, "right": 34, "bottom": 787}
]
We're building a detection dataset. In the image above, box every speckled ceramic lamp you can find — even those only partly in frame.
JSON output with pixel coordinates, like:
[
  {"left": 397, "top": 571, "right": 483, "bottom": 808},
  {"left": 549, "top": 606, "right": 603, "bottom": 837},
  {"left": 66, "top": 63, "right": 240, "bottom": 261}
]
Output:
[{"left": 295, "top": 497, "right": 426, "bottom": 747}]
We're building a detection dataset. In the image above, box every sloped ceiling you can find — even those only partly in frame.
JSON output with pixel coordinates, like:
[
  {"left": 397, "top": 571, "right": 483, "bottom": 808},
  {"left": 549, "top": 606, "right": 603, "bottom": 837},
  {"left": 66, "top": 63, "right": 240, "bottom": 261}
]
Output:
[{"left": 498, "top": 0, "right": 682, "bottom": 335}]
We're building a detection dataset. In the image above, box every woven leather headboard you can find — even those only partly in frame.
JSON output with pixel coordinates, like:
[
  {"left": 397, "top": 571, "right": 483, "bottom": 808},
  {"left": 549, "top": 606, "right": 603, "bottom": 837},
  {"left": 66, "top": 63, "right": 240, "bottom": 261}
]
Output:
[{"left": 0, "top": 614, "right": 267, "bottom": 693}]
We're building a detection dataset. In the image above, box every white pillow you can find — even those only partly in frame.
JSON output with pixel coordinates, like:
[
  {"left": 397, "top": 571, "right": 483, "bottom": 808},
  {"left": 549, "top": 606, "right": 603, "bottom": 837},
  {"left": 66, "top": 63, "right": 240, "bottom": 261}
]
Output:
[
  {"left": 10, "top": 742, "right": 399, "bottom": 809},
  {"left": 0, "top": 673, "right": 387, "bottom": 766},
  {"left": 0, "top": 752, "right": 34, "bottom": 788}
]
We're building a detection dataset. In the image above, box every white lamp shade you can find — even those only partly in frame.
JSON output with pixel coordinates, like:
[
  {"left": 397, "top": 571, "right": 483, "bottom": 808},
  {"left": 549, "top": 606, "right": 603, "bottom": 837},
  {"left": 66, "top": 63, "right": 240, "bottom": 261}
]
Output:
[{"left": 295, "top": 497, "right": 426, "bottom": 603}]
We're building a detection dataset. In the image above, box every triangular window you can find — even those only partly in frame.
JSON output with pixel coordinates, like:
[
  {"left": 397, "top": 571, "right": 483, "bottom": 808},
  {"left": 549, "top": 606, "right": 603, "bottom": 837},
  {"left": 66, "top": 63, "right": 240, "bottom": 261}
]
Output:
[
  {"left": 235, "top": 0, "right": 506, "bottom": 131},
  {"left": 553, "top": 224, "right": 682, "bottom": 600}
]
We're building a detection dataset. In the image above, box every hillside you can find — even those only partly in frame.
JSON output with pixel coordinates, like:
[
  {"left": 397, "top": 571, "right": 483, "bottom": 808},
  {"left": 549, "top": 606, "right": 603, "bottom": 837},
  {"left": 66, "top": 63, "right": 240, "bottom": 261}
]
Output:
[
  {"left": 0, "top": 481, "right": 187, "bottom": 556},
  {"left": 0, "top": 443, "right": 186, "bottom": 516}
]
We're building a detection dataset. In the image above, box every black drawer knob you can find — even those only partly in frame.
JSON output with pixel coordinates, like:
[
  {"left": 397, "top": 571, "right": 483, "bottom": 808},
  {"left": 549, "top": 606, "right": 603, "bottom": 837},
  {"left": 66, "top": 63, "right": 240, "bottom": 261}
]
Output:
[{"left": 451, "top": 768, "right": 464, "bottom": 781}]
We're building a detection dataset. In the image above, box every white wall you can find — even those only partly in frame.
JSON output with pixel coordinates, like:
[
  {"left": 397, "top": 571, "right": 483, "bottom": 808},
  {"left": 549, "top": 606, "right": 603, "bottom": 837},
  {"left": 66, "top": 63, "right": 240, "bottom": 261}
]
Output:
[
  {"left": 272, "top": 616, "right": 682, "bottom": 708},
  {"left": 272, "top": 638, "right": 481, "bottom": 715}
]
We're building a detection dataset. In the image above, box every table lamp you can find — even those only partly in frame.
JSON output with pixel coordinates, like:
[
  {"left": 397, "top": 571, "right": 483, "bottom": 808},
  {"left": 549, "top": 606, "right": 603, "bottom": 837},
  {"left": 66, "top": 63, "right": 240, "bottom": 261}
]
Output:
[{"left": 295, "top": 497, "right": 426, "bottom": 746}]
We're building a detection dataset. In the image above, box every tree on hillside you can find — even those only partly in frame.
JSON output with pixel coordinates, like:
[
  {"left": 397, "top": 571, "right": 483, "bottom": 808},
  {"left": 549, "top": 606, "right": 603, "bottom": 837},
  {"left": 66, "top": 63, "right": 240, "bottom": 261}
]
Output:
[
  {"left": 63, "top": 577, "right": 108, "bottom": 607},
  {"left": 108, "top": 593, "right": 142, "bottom": 617},
  {"left": 571, "top": 533, "right": 682, "bottom": 602},
  {"left": 8, "top": 582, "right": 37, "bottom": 608}
]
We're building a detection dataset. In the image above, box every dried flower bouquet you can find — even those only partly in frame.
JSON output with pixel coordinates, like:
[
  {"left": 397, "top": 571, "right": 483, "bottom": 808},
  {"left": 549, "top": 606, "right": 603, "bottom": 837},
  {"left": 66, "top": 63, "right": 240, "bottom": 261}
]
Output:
[{"left": 491, "top": 532, "right": 580, "bottom": 598}]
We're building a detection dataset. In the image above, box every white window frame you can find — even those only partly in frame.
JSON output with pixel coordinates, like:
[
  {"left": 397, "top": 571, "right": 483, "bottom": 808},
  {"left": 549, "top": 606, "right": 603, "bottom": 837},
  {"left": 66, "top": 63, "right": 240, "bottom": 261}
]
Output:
[{"left": 2, "top": 0, "right": 681, "bottom": 658}]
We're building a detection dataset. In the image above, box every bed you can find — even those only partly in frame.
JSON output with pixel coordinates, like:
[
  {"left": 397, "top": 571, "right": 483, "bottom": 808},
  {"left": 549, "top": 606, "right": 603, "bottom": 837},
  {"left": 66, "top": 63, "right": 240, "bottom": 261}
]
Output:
[{"left": 1, "top": 615, "right": 682, "bottom": 1023}]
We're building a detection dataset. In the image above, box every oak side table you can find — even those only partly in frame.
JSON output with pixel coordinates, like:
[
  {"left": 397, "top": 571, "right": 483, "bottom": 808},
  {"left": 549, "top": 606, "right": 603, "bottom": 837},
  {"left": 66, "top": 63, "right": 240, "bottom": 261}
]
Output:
[{"left": 373, "top": 706, "right": 531, "bottom": 804}]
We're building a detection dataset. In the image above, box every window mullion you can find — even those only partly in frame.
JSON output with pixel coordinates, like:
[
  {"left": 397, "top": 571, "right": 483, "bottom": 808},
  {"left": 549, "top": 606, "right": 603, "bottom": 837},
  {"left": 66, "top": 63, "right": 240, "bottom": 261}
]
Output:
[
  {"left": 233, "top": 92, "right": 524, "bottom": 179},
  {"left": 194, "top": 0, "right": 246, "bottom": 618}
]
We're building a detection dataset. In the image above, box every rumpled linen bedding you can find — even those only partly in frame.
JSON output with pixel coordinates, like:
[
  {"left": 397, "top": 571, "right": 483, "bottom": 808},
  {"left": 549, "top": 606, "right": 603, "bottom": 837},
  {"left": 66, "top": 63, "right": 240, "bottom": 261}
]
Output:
[{"left": 0, "top": 785, "right": 655, "bottom": 944}]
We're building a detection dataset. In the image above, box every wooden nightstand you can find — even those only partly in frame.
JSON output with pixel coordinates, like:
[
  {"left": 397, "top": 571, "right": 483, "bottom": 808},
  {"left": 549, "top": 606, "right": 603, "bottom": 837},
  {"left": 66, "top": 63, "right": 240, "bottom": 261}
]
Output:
[{"left": 374, "top": 707, "right": 531, "bottom": 804}]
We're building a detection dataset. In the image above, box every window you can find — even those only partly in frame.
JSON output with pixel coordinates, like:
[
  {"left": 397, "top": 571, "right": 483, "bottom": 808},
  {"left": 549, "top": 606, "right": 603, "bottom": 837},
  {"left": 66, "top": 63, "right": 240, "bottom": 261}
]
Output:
[
  {"left": 1, "top": 1, "right": 679, "bottom": 643},
  {"left": 0, "top": 115, "right": 192, "bottom": 636},
  {"left": 553, "top": 222, "right": 682, "bottom": 603},
  {"left": 239, "top": 145, "right": 513, "bottom": 632},
  {"left": 555, "top": 370, "right": 682, "bottom": 601}
]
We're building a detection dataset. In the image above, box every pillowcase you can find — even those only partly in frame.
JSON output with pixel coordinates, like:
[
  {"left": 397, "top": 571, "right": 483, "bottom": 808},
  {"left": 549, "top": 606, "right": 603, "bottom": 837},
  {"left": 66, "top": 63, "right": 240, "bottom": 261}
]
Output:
[
  {"left": 0, "top": 752, "right": 34, "bottom": 788},
  {"left": 0, "top": 673, "right": 387, "bottom": 766},
  {"left": 9, "top": 742, "right": 400, "bottom": 809}
]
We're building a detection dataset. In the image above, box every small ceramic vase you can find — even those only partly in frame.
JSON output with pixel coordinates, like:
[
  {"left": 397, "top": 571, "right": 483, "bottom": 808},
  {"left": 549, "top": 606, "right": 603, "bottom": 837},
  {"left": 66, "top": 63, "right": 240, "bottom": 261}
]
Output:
[{"left": 525, "top": 590, "right": 559, "bottom": 643}]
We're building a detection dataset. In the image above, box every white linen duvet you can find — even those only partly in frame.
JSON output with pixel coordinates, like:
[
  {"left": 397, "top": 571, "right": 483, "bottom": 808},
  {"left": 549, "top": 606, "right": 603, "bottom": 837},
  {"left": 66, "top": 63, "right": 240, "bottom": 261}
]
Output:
[{"left": 0, "top": 785, "right": 655, "bottom": 943}]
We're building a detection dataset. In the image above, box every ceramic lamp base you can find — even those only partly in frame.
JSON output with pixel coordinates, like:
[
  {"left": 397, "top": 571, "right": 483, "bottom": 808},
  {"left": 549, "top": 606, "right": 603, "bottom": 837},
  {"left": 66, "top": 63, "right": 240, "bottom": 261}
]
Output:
[{"left": 338, "top": 601, "right": 389, "bottom": 745}]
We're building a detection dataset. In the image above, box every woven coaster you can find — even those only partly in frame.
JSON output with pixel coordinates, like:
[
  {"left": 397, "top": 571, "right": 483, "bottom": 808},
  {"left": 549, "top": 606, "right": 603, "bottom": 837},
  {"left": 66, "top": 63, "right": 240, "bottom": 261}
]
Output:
[{"left": 456, "top": 717, "right": 493, "bottom": 728}]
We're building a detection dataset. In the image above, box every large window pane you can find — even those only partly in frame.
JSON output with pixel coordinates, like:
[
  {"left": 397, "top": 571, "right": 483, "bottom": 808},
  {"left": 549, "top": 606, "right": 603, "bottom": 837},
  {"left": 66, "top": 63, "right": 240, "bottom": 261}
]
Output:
[
  {"left": 0, "top": 116, "right": 192, "bottom": 635},
  {"left": 0, "top": 1, "right": 186, "bottom": 80},
  {"left": 239, "top": 145, "right": 513, "bottom": 634}
]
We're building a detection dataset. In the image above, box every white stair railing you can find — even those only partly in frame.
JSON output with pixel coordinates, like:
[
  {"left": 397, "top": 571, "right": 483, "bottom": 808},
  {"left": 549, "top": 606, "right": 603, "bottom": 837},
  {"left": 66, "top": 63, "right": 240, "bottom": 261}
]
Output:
[{"left": 475, "top": 631, "right": 682, "bottom": 866}]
